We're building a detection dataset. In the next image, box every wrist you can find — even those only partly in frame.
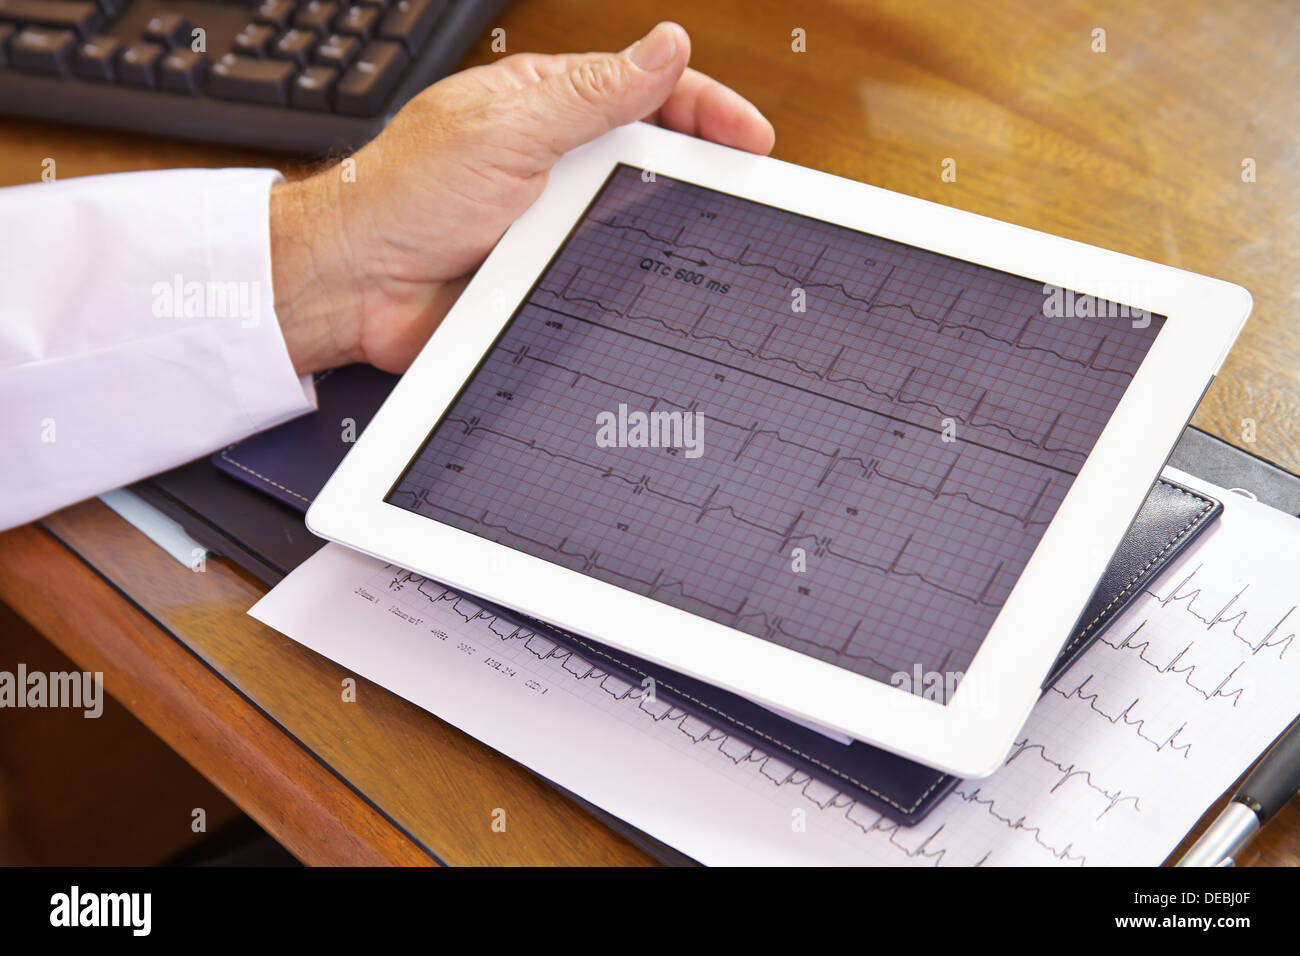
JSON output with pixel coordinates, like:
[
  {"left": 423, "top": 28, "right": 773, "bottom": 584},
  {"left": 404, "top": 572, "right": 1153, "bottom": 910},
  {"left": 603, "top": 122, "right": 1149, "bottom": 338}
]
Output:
[{"left": 268, "top": 174, "right": 365, "bottom": 374}]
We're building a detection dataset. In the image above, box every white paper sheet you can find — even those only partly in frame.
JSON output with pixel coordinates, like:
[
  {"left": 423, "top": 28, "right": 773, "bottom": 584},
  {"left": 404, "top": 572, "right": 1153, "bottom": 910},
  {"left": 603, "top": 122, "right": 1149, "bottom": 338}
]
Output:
[{"left": 251, "top": 468, "right": 1300, "bottom": 865}]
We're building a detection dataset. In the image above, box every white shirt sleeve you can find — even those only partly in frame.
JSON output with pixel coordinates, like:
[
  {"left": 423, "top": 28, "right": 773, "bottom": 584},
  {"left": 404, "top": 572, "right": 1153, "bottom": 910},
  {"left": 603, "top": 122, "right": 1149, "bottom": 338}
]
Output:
[{"left": 0, "top": 167, "right": 317, "bottom": 531}]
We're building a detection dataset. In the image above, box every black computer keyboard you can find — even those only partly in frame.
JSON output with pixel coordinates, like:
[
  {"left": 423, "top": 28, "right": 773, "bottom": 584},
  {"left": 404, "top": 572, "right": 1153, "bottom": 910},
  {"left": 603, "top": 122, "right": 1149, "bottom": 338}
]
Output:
[{"left": 0, "top": 0, "right": 510, "bottom": 152}]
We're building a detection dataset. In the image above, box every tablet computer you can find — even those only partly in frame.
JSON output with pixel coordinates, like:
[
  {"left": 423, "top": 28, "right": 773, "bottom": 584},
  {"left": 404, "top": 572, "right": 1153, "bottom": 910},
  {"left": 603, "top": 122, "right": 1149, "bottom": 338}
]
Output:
[{"left": 306, "top": 122, "right": 1250, "bottom": 777}]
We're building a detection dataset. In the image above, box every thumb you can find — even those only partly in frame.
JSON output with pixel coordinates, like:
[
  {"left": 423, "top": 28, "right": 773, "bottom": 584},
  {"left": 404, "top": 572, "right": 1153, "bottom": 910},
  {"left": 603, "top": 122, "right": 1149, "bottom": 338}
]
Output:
[{"left": 516, "top": 22, "right": 690, "bottom": 161}]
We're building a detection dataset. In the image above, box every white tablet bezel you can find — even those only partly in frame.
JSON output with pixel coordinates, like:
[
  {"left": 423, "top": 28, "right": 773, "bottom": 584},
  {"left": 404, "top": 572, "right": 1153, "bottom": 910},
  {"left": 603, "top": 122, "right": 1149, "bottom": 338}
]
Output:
[{"left": 306, "top": 122, "right": 1250, "bottom": 778}]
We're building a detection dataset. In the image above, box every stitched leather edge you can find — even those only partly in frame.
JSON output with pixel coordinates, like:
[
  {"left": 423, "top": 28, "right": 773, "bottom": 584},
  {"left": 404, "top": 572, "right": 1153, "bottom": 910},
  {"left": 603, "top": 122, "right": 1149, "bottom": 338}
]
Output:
[
  {"left": 217, "top": 449, "right": 312, "bottom": 505},
  {"left": 1058, "top": 485, "right": 1214, "bottom": 658},
  {"left": 552, "top": 628, "right": 947, "bottom": 814},
  {"left": 214, "top": 368, "right": 338, "bottom": 506}
]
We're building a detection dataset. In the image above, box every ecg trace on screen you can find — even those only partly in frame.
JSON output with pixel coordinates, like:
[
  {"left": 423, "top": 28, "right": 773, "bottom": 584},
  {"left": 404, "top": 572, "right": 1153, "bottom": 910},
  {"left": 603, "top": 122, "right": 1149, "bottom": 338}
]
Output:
[{"left": 387, "top": 165, "right": 1165, "bottom": 685}]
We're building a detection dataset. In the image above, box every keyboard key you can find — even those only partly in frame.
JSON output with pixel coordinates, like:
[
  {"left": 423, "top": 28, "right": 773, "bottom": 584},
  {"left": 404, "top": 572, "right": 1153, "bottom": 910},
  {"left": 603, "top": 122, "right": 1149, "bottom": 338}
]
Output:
[
  {"left": 209, "top": 52, "right": 295, "bottom": 105},
  {"left": 73, "top": 32, "right": 118, "bottom": 80},
  {"left": 313, "top": 32, "right": 358, "bottom": 69},
  {"left": 143, "top": 11, "right": 189, "bottom": 46},
  {"left": 272, "top": 27, "right": 314, "bottom": 67},
  {"left": 253, "top": 0, "right": 294, "bottom": 28},
  {"left": 10, "top": 26, "right": 75, "bottom": 74},
  {"left": 335, "top": 38, "right": 405, "bottom": 115},
  {"left": 378, "top": 0, "right": 445, "bottom": 54},
  {"left": 160, "top": 46, "right": 207, "bottom": 92},
  {"left": 0, "top": 0, "right": 101, "bottom": 39},
  {"left": 232, "top": 21, "right": 274, "bottom": 56},
  {"left": 335, "top": 4, "right": 378, "bottom": 37},
  {"left": 293, "top": 0, "right": 336, "bottom": 36},
  {"left": 118, "top": 40, "right": 163, "bottom": 86},
  {"left": 291, "top": 63, "right": 336, "bottom": 110}
]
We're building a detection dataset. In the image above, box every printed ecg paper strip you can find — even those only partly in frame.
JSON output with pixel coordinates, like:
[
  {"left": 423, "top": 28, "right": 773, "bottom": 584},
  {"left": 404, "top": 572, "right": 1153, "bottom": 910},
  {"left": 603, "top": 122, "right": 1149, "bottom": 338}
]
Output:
[
  {"left": 253, "top": 469, "right": 1300, "bottom": 866},
  {"left": 385, "top": 166, "right": 1164, "bottom": 687}
]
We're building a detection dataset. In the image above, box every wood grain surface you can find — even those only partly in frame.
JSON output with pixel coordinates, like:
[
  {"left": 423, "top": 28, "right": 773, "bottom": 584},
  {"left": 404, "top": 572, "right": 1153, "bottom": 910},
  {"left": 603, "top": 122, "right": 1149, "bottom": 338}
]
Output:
[{"left": 7, "top": 503, "right": 656, "bottom": 865}]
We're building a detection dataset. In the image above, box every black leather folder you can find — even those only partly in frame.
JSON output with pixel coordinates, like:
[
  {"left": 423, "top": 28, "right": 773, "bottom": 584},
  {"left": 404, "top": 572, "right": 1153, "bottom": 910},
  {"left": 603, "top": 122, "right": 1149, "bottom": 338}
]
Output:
[
  {"left": 138, "top": 362, "right": 1262, "bottom": 829},
  {"left": 109, "top": 365, "right": 1299, "bottom": 853}
]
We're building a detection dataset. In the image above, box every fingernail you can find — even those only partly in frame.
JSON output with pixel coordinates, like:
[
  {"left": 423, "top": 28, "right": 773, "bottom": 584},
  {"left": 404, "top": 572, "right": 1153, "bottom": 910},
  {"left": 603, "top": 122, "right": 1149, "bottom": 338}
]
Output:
[{"left": 627, "top": 22, "right": 678, "bottom": 71}]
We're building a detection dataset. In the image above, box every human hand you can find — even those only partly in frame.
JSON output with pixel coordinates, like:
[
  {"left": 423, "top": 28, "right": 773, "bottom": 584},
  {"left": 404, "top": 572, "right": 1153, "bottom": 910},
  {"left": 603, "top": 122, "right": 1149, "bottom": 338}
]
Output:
[{"left": 270, "top": 21, "right": 775, "bottom": 374}]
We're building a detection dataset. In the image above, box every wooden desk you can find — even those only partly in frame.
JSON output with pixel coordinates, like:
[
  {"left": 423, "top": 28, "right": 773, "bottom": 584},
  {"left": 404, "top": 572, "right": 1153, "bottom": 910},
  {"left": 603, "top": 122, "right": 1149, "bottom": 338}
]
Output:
[{"left": 1, "top": 0, "right": 1296, "bottom": 865}]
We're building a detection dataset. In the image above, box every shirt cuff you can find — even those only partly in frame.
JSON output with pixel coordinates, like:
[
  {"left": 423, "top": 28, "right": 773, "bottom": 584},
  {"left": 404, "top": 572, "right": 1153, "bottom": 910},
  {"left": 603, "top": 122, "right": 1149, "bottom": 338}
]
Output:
[{"left": 202, "top": 167, "right": 318, "bottom": 428}]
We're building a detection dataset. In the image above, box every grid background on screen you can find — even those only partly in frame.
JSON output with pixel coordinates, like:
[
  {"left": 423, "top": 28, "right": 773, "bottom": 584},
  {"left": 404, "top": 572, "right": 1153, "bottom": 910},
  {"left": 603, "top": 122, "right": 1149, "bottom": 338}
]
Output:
[{"left": 387, "top": 165, "right": 1165, "bottom": 691}]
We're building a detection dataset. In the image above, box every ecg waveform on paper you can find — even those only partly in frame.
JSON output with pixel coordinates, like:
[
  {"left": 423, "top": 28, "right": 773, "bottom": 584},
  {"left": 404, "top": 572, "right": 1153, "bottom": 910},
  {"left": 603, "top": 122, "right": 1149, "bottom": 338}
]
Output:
[
  {"left": 387, "top": 164, "right": 1165, "bottom": 682},
  {"left": 1039, "top": 563, "right": 1299, "bottom": 764},
  {"left": 374, "top": 563, "right": 1153, "bottom": 866},
  {"left": 262, "top": 460, "right": 1300, "bottom": 866},
  {"left": 365, "top": 526, "right": 1298, "bottom": 867}
]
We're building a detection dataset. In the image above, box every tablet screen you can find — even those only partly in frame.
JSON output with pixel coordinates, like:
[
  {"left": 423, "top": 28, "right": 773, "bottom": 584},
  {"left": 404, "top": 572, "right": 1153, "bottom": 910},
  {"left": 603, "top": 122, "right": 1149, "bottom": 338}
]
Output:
[{"left": 387, "top": 164, "right": 1165, "bottom": 698}]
